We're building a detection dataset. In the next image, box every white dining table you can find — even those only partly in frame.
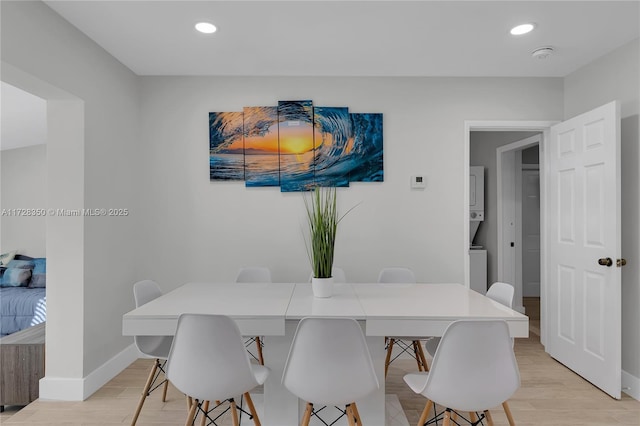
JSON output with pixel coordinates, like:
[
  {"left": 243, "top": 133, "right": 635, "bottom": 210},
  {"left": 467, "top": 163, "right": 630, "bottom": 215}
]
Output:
[{"left": 122, "top": 282, "right": 528, "bottom": 426}]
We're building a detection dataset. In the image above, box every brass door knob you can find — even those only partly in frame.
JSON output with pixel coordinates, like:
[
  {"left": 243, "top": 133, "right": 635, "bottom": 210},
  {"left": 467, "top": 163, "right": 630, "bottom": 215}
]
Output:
[
  {"left": 598, "top": 257, "right": 613, "bottom": 267},
  {"left": 617, "top": 258, "right": 627, "bottom": 267}
]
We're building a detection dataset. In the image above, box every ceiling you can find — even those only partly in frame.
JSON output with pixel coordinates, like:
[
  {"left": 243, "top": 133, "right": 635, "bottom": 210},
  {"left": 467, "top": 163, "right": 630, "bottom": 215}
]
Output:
[
  {"left": 3, "top": 1, "right": 639, "bottom": 151},
  {"left": 44, "top": 0, "right": 639, "bottom": 77}
]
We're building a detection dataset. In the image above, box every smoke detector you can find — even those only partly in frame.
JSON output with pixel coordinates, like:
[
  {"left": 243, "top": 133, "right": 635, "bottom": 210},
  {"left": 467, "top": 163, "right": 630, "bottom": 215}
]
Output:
[{"left": 532, "top": 46, "right": 554, "bottom": 59}]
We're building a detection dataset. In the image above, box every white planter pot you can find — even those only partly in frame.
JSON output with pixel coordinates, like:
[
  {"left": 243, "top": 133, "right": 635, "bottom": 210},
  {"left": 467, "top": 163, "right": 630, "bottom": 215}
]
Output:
[{"left": 311, "top": 277, "right": 334, "bottom": 298}]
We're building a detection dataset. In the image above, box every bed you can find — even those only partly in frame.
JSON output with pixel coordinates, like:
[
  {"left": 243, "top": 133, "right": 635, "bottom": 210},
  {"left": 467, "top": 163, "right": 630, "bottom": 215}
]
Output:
[
  {"left": 0, "top": 287, "right": 46, "bottom": 336},
  {"left": 0, "top": 254, "right": 47, "bottom": 337}
]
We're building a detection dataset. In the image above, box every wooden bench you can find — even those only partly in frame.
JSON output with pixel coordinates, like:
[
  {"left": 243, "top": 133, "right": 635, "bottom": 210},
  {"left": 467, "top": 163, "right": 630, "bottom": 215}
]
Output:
[{"left": 0, "top": 322, "right": 45, "bottom": 411}]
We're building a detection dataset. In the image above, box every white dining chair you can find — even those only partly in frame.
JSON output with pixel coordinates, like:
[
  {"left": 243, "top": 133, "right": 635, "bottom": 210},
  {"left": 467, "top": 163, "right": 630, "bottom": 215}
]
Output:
[
  {"left": 166, "top": 314, "right": 269, "bottom": 426},
  {"left": 404, "top": 320, "right": 520, "bottom": 426},
  {"left": 282, "top": 317, "right": 379, "bottom": 426},
  {"left": 425, "top": 281, "right": 516, "bottom": 356},
  {"left": 236, "top": 266, "right": 272, "bottom": 283},
  {"left": 236, "top": 266, "right": 272, "bottom": 365},
  {"left": 378, "top": 267, "right": 430, "bottom": 377},
  {"left": 377, "top": 267, "right": 415, "bottom": 284},
  {"left": 131, "top": 280, "right": 174, "bottom": 426},
  {"left": 423, "top": 282, "right": 517, "bottom": 425},
  {"left": 486, "top": 281, "right": 515, "bottom": 309}
]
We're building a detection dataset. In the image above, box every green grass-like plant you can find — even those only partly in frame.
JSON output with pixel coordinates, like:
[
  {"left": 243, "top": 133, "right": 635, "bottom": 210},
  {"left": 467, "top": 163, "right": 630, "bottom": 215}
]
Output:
[{"left": 305, "top": 187, "right": 356, "bottom": 279}]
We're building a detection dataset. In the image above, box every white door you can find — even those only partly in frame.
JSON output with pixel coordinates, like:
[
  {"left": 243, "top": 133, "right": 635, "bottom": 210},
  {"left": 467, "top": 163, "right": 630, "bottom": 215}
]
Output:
[
  {"left": 522, "top": 169, "right": 540, "bottom": 297},
  {"left": 546, "top": 101, "right": 621, "bottom": 399}
]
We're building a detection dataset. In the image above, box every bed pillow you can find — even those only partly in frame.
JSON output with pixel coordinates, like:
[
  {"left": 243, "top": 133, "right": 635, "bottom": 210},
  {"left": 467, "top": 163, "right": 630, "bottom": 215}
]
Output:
[
  {"left": 14, "top": 254, "right": 34, "bottom": 261},
  {"left": 29, "top": 258, "right": 47, "bottom": 288},
  {"left": 1, "top": 267, "right": 32, "bottom": 287},
  {"left": 0, "top": 250, "right": 17, "bottom": 266},
  {"left": 6, "top": 259, "right": 35, "bottom": 269}
]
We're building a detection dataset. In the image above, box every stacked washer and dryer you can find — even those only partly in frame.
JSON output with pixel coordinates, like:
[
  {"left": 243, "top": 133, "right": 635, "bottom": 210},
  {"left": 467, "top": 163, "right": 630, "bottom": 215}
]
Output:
[{"left": 469, "top": 166, "right": 487, "bottom": 294}]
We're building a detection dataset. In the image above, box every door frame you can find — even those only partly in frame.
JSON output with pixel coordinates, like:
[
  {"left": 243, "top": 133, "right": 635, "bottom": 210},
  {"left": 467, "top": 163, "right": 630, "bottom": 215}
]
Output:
[
  {"left": 496, "top": 134, "right": 542, "bottom": 313},
  {"left": 464, "top": 120, "right": 557, "bottom": 345}
]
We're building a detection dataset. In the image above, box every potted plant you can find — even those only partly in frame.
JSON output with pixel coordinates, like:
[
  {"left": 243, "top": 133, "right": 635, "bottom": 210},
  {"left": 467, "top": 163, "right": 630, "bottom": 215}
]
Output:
[{"left": 304, "top": 186, "right": 354, "bottom": 298}]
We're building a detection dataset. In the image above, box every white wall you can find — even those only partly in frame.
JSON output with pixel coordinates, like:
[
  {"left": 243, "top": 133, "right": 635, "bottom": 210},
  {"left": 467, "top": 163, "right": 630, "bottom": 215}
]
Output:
[
  {"left": 1, "top": 0, "right": 141, "bottom": 398},
  {"left": 564, "top": 38, "right": 640, "bottom": 394},
  {"left": 0, "top": 145, "right": 47, "bottom": 257},
  {"left": 138, "top": 77, "right": 563, "bottom": 288}
]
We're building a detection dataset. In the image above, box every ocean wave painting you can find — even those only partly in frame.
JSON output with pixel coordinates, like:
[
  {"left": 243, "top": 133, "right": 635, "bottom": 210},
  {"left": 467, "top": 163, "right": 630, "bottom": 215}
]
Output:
[
  {"left": 278, "top": 101, "right": 315, "bottom": 192},
  {"left": 209, "top": 154, "right": 245, "bottom": 180},
  {"left": 209, "top": 100, "right": 383, "bottom": 191},
  {"left": 243, "top": 106, "right": 279, "bottom": 187},
  {"left": 209, "top": 111, "right": 244, "bottom": 180}
]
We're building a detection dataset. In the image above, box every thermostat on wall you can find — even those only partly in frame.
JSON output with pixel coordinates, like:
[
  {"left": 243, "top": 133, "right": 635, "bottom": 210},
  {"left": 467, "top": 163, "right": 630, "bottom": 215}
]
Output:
[{"left": 411, "top": 175, "right": 426, "bottom": 189}]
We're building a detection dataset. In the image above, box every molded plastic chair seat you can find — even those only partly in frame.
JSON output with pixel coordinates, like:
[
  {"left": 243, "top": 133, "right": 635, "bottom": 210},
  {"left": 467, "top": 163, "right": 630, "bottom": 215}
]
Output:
[
  {"left": 377, "top": 267, "right": 415, "bottom": 284},
  {"left": 425, "top": 282, "right": 516, "bottom": 358},
  {"left": 405, "top": 320, "right": 520, "bottom": 425},
  {"left": 236, "top": 266, "right": 272, "bottom": 283},
  {"left": 408, "top": 320, "right": 520, "bottom": 426},
  {"left": 136, "top": 333, "right": 173, "bottom": 358},
  {"left": 282, "top": 317, "right": 379, "bottom": 426},
  {"left": 486, "top": 281, "right": 515, "bottom": 309},
  {"left": 236, "top": 267, "right": 272, "bottom": 365},
  {"left": 403, "top": 371, "right": 429, "bottom": 394},
  {"left": 131, "top": 280, "right": 174, "bottom": 426},
  {"left": 422, "top": 282, "right": 518, "bottom": 424},
  {"left": 378, "top": 267, "right": 430, "bottom": 377},
  {"left": 424, "top": 337, "right": 439, "bottom": 359},
  {"left": 167, "top": 314, "right": 269, "bottom": 426}
]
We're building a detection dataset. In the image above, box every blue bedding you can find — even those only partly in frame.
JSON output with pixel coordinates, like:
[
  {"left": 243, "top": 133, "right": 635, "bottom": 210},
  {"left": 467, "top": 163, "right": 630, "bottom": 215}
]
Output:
[{"left": 0, "top": 287, "right": 46, "bottom": 336}]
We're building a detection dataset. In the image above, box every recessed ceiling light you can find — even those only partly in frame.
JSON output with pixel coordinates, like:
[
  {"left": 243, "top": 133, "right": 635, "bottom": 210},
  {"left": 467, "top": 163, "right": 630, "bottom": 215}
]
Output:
[
  {"left": 510, "top": 23, "right": 535, "bottom": 36},
  {"left": 195, "top": 22, "right": 217, "bottom": 34}
]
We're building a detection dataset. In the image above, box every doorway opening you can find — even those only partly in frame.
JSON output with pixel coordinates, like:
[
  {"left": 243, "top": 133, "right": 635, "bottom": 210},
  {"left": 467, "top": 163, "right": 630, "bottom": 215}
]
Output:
[
  {"left": 464, "top": 121, "right": 555, "bottom": 346},
  {"left": 2, "top": 62, "right": 86, "bottom": 400},
  {"left": 494, "top": 134, "right": 541, "bottom": 338}
]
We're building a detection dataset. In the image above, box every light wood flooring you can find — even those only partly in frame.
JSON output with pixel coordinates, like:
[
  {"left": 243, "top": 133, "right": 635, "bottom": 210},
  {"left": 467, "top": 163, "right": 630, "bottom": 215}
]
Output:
[{"left": 2, "top": 299, "right": 639, "bottom": 425}]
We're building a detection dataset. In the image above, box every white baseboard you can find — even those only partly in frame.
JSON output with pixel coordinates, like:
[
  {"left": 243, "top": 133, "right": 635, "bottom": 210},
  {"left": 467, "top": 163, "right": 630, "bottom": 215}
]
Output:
[
  {"left": 622, "top": 369, "right": 640, "bottom": 401},
  {"left": 39, "top": 343, "right": 139, "bottom": 401},
  {"left": 39, "top": 377, "right": 85, "bottom": 401}
]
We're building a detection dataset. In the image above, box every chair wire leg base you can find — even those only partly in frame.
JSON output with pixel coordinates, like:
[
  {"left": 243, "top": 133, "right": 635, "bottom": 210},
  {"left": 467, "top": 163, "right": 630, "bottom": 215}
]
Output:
[
  {"left": 191, "top": 396, "right": 258, "bottom": 426},
  {"left": 244, "top": 336, "right": 265, "bottom": 365},
  {"left": 306, "top": 402, "right": 361, "bottom": 426},
  {"left": 385, "top": 339, "right": 430, "bottom": 376},
  {"left": 148, "top": 360, "right": 169, "bottom": 396},
  {"left": 192, "top": 399, "right": 228, "bottom": 426},
  {"left": 131, "top": 359, "right": 169, "bottom": 426},
  {"left": 421, "top": 405, "right": 489, "bottom": 426}
]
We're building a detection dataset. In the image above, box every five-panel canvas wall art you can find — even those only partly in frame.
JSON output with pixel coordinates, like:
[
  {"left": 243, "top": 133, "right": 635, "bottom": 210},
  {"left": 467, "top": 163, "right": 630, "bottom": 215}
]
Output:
[{"left": 209, "top": 100, "right": 383, "bottom": 191}]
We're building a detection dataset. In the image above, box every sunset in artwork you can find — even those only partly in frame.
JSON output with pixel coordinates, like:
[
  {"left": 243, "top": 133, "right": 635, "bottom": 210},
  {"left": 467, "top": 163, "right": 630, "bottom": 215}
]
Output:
[
  {"left": 244, "top": 124, "right": 279, "bottom": 153},
  {"left": 279, "top": 122, "right": 314, "bottom": 154},
  {"left": 224, "top": 137, "right": 245, "bottom": 153}
]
